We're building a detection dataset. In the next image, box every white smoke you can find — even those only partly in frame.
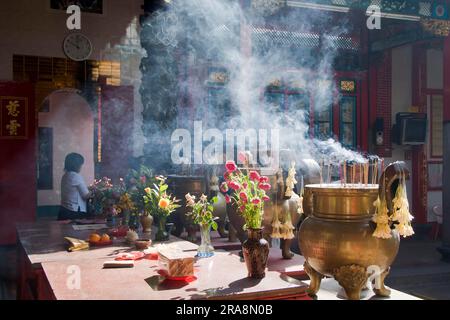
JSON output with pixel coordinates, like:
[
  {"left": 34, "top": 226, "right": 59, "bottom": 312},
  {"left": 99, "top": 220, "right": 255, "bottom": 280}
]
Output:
[{"left": 141, "top": 0, "right": 368, "bottom": 168}]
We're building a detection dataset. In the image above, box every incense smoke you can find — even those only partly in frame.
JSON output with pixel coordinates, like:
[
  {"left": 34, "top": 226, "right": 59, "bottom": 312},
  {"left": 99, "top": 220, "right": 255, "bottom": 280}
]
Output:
[{"left": 140, "top": 0, "right": 367, "bottom": 172}]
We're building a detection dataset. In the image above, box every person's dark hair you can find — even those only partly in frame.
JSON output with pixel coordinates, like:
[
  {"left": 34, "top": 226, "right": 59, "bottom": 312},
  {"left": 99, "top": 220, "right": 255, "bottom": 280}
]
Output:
[{"left": 64, "top": 153, "right": 84, "bottom": 173}]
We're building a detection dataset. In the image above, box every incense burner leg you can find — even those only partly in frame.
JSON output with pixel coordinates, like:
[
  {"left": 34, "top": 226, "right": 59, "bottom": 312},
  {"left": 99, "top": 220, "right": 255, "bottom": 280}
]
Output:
[
  {"left": 373, "top": 267, "right": 392, "bottom": 297},
  {"left": 333, "top": 265, "right": 368, "bottom": 300},
  {"left": 304, "top": 261, "right": 324, "bottom": 296},
  {"left": 281, "top": 239, "right": 294, "bottom": 259}
]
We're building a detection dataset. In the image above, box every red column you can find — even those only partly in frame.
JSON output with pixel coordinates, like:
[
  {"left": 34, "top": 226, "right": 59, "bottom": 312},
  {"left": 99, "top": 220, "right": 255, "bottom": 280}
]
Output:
[
  {"left": 438, "top": 36, "right": 450, "bottom": 262},
  {"left": 411, "top": 45, "right": 427, "bottom": 225},
  {"left": 439, "top": 35, "right": 450, "bottom": 260}
]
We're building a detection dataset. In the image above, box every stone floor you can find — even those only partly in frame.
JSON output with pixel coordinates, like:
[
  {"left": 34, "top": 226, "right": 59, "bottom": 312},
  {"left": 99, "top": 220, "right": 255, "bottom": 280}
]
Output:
[
  {"left": 2, "top": 229, "right": 450, "bottom": 300},
  {"left": 386, "top": 238, "right": 450, "bottom": 300}
]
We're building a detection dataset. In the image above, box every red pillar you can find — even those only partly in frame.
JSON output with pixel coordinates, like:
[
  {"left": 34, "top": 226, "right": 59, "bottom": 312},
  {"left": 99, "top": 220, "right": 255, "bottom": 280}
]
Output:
[
  {"left": 411, "top": 45, "right": 428, "bottom": 225},
  {"left": 438, "top": 35, "right": 450, "bottom": 261}
]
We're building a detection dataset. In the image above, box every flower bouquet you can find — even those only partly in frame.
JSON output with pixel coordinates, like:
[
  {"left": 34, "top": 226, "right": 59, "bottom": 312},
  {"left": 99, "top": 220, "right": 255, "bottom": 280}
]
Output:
[
  {"left": 89, "top": 177, "right": 120, "bottom": 217},
  {"left": 220, "top": 158, "right": 272, "bottom": 278},
  {"left": 125, "top": 165, "right": 156, "bottom": 231},
  {"left": 143, "top": 176, "right": 180, "bottom": 241},
  {"left": 185, "top": 194, "right": 218, "bottom": 258}
]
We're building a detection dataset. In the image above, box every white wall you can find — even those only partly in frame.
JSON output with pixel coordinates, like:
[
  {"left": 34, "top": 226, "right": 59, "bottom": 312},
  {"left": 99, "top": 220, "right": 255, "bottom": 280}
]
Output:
[
  {"left": 389, "top": 46, "right": 444, "bottom": 223},
  {"left": 426, "top": 48, "right": 444, "bottom": 223},
  {"left": 388, "top": 45, "right": 413, "bottom": 204},
  {"left": 0, "top": 0, "right": 145, "bottom": 157},
  {"left": 38, "top": 91, "right": 94, "bottom": 206}
]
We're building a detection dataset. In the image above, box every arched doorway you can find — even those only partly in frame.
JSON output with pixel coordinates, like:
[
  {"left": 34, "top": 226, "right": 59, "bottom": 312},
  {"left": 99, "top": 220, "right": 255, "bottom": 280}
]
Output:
[{"left": 37, "top": 89, "right": 94, "bottom": 218}]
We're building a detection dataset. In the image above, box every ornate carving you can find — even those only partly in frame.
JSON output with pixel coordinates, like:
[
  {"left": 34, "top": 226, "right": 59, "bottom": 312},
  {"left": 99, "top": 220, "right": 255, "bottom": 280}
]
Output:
[
  {"left": 421, "top": 19, "right": 450, "bottom": 36},
  {"left": 303, "top": 261, "right": 324, "bottom": 296},
  {"left": 333, "top": 264, "right": 368, "bottom": 300}
]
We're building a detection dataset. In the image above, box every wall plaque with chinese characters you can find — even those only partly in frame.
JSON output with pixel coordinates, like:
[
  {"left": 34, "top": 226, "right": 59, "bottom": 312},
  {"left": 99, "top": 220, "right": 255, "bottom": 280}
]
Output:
[{"left": 0, "top": 97, "right": 28, "bottom": 139}]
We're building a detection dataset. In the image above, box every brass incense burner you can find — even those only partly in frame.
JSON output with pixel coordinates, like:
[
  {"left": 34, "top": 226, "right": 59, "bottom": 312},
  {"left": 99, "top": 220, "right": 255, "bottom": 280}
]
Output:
[{"left": 299, "top": 162, "right": 409, "bottom": 300}]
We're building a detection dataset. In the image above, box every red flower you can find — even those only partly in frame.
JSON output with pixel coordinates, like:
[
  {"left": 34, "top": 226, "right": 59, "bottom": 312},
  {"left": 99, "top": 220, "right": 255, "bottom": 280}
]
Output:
[
  {"left": 220, "top": 182, "right": 229, "bottom": 193},
  {"left": 224, "top": 171, "right": 231, "bottom": 181},
  {"left": 258, "top": 183, "right": 271, "bottom": 191},
  {"left": 239, "top": 192, "right": 248, "bottom": 203},
  {"left": 238, "top": 152, "right": 247, "bottom": 164},
  {"left": 242, "top": 182, "right": 248, "bottom": 189},
  {"left": 262, "top": 195, "right": 270, "bottom": 202},
  {"left": 249, "top": 171, "right": 260, "bottom": 181},
  {"left": 240, "top": 205, "right": 246, "bottom": 213},
  {"left": 225, "top": 160, "right": 237, "bottom": 172},
  {"left": 259, "top": 176, "right": 269, "bottom": 183},
  {"left": 252, "top": 198, "right": 261, "bottom": 205},
  {"left": 228, "top": 181, "right": 241, "bottom": 190},
  {"left": 225, "top": 195, "right": 231, "bottom": 204}
]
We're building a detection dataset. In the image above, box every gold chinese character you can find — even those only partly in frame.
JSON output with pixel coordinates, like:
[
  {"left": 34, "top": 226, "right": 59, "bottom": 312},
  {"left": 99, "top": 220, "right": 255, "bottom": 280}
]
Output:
[
  {"left": 6, "top": 119, "right": 21, "bottom": 136},
  {"left": 6, "top": 100, "right": 20, "bottom": 117}
]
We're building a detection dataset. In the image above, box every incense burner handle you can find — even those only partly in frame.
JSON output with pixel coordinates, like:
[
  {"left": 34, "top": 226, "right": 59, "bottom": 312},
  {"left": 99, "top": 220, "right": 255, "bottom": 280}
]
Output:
[
  {"left": 303, "top": 187, "right": 314, "bottom": 217},
  {"left": 378, "top": 161, "right": 410, "bottom": 214}
]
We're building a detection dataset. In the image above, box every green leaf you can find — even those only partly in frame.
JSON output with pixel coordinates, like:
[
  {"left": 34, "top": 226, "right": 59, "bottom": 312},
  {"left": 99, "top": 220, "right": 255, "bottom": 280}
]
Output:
[{"left": 212, "top": 221, "right": 218, "bottom": 231}]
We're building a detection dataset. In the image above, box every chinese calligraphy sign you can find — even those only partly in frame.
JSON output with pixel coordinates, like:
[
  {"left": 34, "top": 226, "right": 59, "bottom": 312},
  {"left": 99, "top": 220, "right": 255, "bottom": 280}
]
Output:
[{"left": 0, "top": 97, "right": 28, "bottom": 139}]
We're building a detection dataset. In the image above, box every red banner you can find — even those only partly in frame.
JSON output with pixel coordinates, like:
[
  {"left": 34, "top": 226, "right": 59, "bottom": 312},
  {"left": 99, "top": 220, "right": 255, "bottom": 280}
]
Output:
[{"left": 0, "top": 96, "right": 28, "bottom": 139}]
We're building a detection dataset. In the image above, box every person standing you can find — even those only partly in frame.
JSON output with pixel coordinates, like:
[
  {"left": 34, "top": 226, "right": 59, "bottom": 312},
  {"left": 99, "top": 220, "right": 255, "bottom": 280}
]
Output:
[{"left": 58, "top": 153, "right": 91, "bottom": 220}]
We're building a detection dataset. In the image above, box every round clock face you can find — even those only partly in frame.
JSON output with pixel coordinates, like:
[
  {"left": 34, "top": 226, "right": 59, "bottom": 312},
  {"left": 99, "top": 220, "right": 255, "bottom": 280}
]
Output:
[{"left": 63, "top": 33, "right": 93, "bottom": 61}]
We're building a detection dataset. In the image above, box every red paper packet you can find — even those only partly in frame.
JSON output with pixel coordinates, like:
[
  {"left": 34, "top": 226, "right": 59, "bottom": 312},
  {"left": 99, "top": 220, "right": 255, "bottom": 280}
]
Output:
[
  {"left": 157, "top": 269, "right": 197, "bottom": 282},
  {"left": 115, "top": 252, "right": 145, "bottom": 261}
]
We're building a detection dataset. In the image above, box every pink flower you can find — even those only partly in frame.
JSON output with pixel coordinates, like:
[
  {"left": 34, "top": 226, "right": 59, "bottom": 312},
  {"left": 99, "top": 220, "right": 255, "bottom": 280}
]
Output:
[
  {"left": 262, "top": 195, "right": 270, "bottom": 202},
  {"left": 220, "top": 182, "right": 229, "bottom": 193},
  {"left": 249, "top": 171, "right": 260, "bottom": 182},
  {"left": 259, "top": 176, "right": 269, "bottom": 183},
  {"left": 242, "top": 182, "right": 248, "bottom": 189},
  {"left": 252, "top": 198, "right": 261, "bottom": 205},
  {"left": 140, "top": 176, "right": 146, "bottom": 183},
  {"left": 228, "top": 181, "right": 241, "bottom": 190},
  {"left": 240, "top": 205, "right": 246, "bottom": 213},
  {"left": 258, "top": 183, "right": 271, "bottom": 191},
  {"left": 239, "top": 192, "right": 248, "bottom": 203},
  {"left": 225, "top": 160, "right": 237, "bottom": 172},
  {"left": 224, "top": 171, "right": 231, "bottom": 181},
  {"left": 238, "top": 152, "right": 248, "bottom": 164},
  {"left": 225, "top": 195, "right": 231, "bottom": 204}
]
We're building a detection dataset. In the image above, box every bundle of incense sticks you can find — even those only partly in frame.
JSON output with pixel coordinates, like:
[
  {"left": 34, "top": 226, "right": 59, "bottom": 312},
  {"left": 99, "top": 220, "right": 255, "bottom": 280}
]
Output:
[
  {"left": 320, "top": 159, "right": 324, "bottom": 186},
  {"left": 327, "top": 163, "right": 332, "bottom": 184},
  {"left": 343, "top": 161, "right": 347, "bottom": 186},
  {"left": 359, "top": 163, "right": 363, "bottom": 185},
  {"left": 364, "top": 162, "right": 369, "bottom": 185},
  {"left": 371, "top": 159, "right": 379, "bottom": 185}
]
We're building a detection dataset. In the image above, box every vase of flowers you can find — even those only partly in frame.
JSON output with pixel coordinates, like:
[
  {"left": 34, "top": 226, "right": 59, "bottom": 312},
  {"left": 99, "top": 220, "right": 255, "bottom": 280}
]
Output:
[
  {"left": 89, "top": 177, "right": 122, "bottom": 223},
  {"left": 221, "top": 159, "right": 271, "bottom": 279},
  {"left": 143, "top": 176, "right": 180, "bottom": 242},
  {"left": 125, "top": 165, "right": 156, "bottom": 232},
  {"left": 185, "top": 193, "right": 218, "bottom": 258}
]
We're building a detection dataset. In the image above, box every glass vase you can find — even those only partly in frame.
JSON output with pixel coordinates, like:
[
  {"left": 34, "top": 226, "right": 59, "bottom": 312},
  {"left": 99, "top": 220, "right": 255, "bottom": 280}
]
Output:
[
  {"left": 197, "top": 224, "right": 214, "bottom": 258},
  {"left": 155, "top": 215, "right": 169, "bottom": 242}
]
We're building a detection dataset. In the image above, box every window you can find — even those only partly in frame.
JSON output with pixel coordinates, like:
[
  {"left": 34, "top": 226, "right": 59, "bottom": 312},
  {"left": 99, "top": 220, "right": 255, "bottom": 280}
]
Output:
[
  {"left": 430, "top": 94, "right": 443, "bottom": 158},
  {"left": 339, "top": 96, "right": 357, "bottom": 149},
  {"left": 314, "top": 106, "right": 332, "bottom": 139}
]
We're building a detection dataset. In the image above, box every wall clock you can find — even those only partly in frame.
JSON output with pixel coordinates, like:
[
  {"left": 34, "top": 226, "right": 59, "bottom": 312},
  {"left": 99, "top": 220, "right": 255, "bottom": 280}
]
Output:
[{"left": 63, "top": 33, "right": 93, "bottom": 61}]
